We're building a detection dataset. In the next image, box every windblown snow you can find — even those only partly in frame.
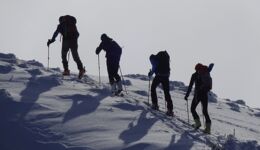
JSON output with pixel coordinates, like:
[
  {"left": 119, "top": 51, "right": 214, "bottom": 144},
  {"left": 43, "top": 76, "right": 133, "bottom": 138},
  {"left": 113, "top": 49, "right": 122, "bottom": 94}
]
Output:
[{"left": 0, "top": 53, "right": 259, "bottom": 150}]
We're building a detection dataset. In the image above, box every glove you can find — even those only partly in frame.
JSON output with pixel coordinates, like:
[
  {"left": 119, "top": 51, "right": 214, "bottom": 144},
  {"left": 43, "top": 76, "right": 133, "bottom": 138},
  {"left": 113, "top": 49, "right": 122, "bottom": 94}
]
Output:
[
  {"left": 184, "top": 96, "right": 188, "bottom": 101},
  {"left": 95, "top": 48, "right": 100, "bottom": 55},
  {"left": 47, "top": 39, "right": 55, "bottom": 47},
  {"left": 148, "top": 71, "right": 153, "bottom": 77}
]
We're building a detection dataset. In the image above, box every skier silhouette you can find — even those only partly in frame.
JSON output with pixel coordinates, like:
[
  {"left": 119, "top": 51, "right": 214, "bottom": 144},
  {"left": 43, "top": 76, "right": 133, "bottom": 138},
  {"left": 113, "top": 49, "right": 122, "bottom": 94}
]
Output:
[
  {"left": 47, "top": 15, "right": 85, "bottom": 79},
  {"left": 95, "top": 34, "right": 123, "bottom": 95}
]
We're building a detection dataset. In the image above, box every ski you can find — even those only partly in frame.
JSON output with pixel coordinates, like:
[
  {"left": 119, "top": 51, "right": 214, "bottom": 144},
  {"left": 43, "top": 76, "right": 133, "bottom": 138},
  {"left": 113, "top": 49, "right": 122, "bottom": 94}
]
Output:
[
  {"left": 173, "top": 116, "right": 223, "bottom": 149},
  {"left": 143, "top": 101, "right": 223, "bottom": 149},
  {"left": 143, "top": 102, "right": 174, "bottom": 119},
  {"left": 111, "top": 91, "right": 124, "bottom": 97},
  {"left": 62, "top": 75, "right": 71, "bottom": 80}
]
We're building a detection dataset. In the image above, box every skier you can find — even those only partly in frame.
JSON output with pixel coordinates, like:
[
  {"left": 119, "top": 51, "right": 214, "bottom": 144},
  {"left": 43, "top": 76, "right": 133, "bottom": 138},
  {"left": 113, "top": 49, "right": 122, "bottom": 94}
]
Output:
[
  {"left": 148, "top": 51, "right": 173, "bottom": 116},
  {"left": 184, "top": 63, "right": 214, "bottom": 134},
  {"left": 95, "top": 34, "right": 123, "bottom": 95},
  {"left": 47, "top": 15, "right": 85, "bottom": 79}
]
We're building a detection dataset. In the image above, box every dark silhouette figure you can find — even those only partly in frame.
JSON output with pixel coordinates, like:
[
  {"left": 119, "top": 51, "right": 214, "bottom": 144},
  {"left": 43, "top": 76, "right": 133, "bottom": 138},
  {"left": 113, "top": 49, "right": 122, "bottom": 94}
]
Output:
[
  {"left": 184, "top": 63, "right": 214, "bottom": 134},
  {"left": 96, "top": 34, "right": 123, "bottom": 94},
  {"left": 47, "top": 15, "right": 85, "bottom": 79},
  {"left": 148, "top": 51, "right": 173, "bottom": 116}
]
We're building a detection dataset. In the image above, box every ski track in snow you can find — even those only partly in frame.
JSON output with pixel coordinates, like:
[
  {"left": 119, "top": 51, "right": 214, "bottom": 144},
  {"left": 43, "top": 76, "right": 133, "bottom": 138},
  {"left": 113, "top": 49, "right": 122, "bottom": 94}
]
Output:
[{"left": 0, "top": 53, "right": 260, "bottom": 150}]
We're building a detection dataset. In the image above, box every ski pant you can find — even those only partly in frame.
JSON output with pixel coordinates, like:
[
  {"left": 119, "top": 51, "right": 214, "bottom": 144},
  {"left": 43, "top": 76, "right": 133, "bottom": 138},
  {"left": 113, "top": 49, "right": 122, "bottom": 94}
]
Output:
[
  {"left": 61, "top": 39, "right": 83, "bottom": 71},
  {"left": 191, "top": 90, "right": 211, "bottom": 124},
  {"left": 106, "top": 58, "right": 121, "bottom": 85},
  {"left": 151, "top": 75, "right": 173, "bottom": 111}
]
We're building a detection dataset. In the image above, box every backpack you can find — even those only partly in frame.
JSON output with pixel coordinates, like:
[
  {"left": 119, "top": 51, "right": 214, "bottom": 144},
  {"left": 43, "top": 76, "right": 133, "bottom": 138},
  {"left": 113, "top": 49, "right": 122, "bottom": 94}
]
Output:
[
  {"left": 60, "top": 15, "right": 79, "bottom": 39},
  {"left": 199, "top": 65, "right": 212, "bottom": 91},
  {"left": 111, "top": 41, "right": 122, "bottom": 56},
  {"left": 156, "top": 51, "right": 170, "bottom": 75}
]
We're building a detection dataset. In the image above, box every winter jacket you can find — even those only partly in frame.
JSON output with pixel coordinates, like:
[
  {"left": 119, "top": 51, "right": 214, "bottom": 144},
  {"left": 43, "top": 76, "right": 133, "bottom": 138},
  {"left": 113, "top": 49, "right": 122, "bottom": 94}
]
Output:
[
  {"left": 185, "top": 64, "right": 214, "bottom": 97},
  {"left": 185, "top": 72, "right": 201, "bottom": 98},
  {"left": 96, "top": 38, "right": 122, "bottom": 62}
]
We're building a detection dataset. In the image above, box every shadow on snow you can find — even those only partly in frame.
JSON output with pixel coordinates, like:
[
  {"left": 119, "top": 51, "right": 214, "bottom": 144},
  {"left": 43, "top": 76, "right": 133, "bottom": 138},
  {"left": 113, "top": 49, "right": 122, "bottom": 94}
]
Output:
[
  {"left": 19, "top": 69, "right": 61, "bottom": 120},
  {"left": 60, "top": 88, "right": 110, "bottom": 123}
]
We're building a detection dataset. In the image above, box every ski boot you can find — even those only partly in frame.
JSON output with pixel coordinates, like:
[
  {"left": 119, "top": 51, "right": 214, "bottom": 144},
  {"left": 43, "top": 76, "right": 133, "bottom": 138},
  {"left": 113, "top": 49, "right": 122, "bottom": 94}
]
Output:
[
  {"left": 166, "top": 110, "right": 174, "bottom": 117},
  {"left": 203, "top": 123, "right": 211, "bottom": 134},
  {"left": 63, "top": 69, "right": 70, "bottom": 76},
  {"left": 78, "top": 68, "right": 86, "bottom": 79},
  {"left": 151, "top": 104, "right": 159, "bottom": 111},
  {"left": 116, "top": 80, "right": 123, "bottom": 92},
  {"left": 111, "top": 83, "right": 117, "bottom": 96},
  {"left": 114, "top": 90, "right": 124, "bottom": 96},
  {"left": 192, "top": 119, "right": 201, "bottom": 129}
]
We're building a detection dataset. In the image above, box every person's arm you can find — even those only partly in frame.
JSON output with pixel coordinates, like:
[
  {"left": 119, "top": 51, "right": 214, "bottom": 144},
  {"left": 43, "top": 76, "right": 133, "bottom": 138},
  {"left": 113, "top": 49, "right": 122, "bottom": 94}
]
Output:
[
  {"left": 47, "top": 25, "right": 61, "bottom": 46},
  {"left": 185, "top": 73, "right": 196, "bottom": 99},
  {"left": 51, "top": 25, "right": 61, "bottom": 41},
  {"left": 151, "top": 60, "right": 157, "bottom": 74},
  {"left": 95, "top": 42, "right": 103, "bottom": 55},
  {"left": 148, "top": 57, "right": 158, "bottom": 77}
]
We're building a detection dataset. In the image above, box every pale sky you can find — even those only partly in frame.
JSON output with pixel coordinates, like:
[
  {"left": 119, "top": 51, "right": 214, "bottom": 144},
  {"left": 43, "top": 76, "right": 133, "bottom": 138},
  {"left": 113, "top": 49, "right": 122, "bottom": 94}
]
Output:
[{"left": 1, "top": 0, "right": 260, "bottom": 108}]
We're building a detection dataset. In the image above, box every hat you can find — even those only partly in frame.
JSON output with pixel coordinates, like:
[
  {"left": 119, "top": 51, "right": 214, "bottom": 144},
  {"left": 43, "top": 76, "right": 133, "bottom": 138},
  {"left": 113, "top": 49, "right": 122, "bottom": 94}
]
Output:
[
  {"left": 195, "top": 63, "right": 203, "bottom": 71},
  {"left": 59, "top": 16, "right": 65, "bottom": 23},
  {"left": 101, "top": 33, "right": 108, "bottom": 41},
  {"left": 149, "top": 54, "right": 156, "bottom": 61}
]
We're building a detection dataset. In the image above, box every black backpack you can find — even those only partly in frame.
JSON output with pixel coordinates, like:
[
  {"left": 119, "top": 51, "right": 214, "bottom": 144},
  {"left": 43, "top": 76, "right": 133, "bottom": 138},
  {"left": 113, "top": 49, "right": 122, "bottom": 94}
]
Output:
[
  {"left": 156, "top": 51, "right": 170, "bottom": 75},
  {"left": 199, "top": 65, "right": 212, "bottom": 91},
  {"left": 60, "top": 15, "right": 79, "bottom": 39}
]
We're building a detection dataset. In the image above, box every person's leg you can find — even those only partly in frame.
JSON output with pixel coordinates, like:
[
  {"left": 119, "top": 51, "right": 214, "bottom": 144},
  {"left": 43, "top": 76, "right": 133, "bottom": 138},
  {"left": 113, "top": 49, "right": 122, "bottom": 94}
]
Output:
[
  {"left": 201, "top": 91, "right": 211, "bottom": 133},
  {"left": 201, "top": 92, "right": 211, "bottom": 134},
  {"left": 61, "top": 41, "right": 70, "bottom": 72},
  {"left": 191, "top": 93, "right": 201, "bottom": 128},
  {"left": 106, "top": 60, "right": 115, "bottom": 84},
  {"left": 113, "top": 61, "right": 122, "bottom": 92},
  {"left": 106, "top": 59, "right": 116, "bottom": 93},
  {"left": 113, "top": 61, "right": 121, "bottom": 82},
  {"left": 191, "top": 94, "right": 200, "bottom": 120},
  {"left": 201, "top": 92, "right": 211, "bottom": 124},
  {"left": 161, "top": 76, "right": 173, "bottom": 113},
  {"left": 70, "top": 40, "right": 83, "bottom": 70},
  {"left": 151, "top": 76, "right": 160, "bottom": 110}
]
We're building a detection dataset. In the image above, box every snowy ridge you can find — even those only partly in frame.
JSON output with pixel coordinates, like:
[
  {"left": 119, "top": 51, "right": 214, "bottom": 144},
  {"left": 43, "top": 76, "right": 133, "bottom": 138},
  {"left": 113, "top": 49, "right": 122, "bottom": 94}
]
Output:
[{"left": 0, "top": 53, "right": 260, "bottom": 150}]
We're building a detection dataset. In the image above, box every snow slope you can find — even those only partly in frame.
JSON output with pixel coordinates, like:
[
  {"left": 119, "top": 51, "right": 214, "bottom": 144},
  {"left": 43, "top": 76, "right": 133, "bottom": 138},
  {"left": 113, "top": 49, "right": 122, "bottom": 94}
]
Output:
[{"left": 0, "top": 53, "right": 260, "bottom": 150}]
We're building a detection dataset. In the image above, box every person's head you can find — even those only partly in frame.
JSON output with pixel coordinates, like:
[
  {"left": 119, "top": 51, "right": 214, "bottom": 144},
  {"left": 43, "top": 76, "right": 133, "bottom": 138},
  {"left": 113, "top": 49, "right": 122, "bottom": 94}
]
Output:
[
  {"left": 149, "top": 54, "right": 156, "bottom": 61},
  {"left": 195, "top": 63, "right": 203, "bottom": 73},
  {"left": 101, "top": 34, "right": 107, "bottom": 41},
  {"left": 101, "top": 33, "right": 112, "bottom": 41},
  {"left": 59, "top": 16, "right": 63, "bottom": 23}
]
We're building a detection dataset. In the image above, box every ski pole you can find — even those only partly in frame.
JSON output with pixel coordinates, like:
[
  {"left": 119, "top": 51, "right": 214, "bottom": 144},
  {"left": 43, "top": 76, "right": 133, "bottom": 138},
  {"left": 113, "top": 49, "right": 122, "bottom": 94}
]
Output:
[
  {"left": 201, "top": 103, "right": 205, "bottom": 127},
  {"left": 148, "top": 71, "right": 151, "bottom": 105},
  {"left": 187, "top": 99, "right": 190, "bottom": 124},
  {"left": 47, "top": 46, "right": 50, "bottom": 70},
  {"left": 98, "top": 54, "right": 101, "bottom": 85},
  {"left": 119, "top": 65, "right": 127, "bottom": 94}
]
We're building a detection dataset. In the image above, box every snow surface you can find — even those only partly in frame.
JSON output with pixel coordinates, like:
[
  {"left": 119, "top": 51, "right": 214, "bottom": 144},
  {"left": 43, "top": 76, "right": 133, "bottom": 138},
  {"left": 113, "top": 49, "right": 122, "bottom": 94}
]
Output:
[{"left": 0, "top": 53, "right": 260, "bottom": 150}]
